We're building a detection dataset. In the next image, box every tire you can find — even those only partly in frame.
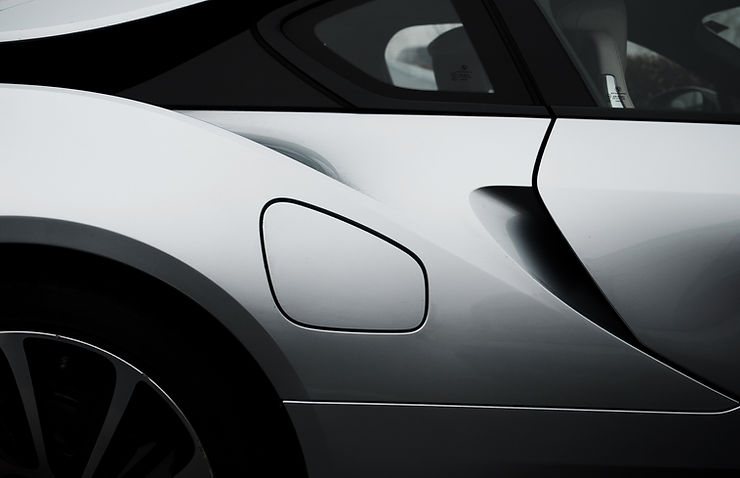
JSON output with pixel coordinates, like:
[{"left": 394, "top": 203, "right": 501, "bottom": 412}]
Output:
[{"left": 0, "top": 247, "right": 306, "bottom": 477}]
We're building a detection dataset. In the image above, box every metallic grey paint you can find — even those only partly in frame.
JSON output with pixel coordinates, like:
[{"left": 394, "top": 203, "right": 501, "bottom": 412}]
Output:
[
  {"left": 539, "top": 118, "right": 740, "bottom": 398},
  {"left": 287, "top": 401, "right": 740, "bottom": 477}
]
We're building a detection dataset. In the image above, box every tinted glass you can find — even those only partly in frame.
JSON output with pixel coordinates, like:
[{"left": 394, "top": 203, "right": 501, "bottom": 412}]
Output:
[
  {"left": 314, "top": 0, "right": 494, "bottom": 93},
  {"left": 704, "top": 7, "right": 740, "bottom": 49},
  {"left": 536, "top": 0, "right": 740, "bottom": 115},
  {"left": 0, "top": 1, "right": 338, "bottom": 109}
]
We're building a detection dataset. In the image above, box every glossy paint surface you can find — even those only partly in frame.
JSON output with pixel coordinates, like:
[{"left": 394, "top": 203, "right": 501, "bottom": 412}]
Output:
[
  {"left": 287, "top": 401, "right": 740, "bottom": 477},
  {"left": 539, "top": 118, "right": 740, "bottom": 397},
  {"left": 0, "top": 86, "right": 733, "bottom": 411},
  {"left": 262, "top": 200, "right": 427, "bottom": 331},
  {"left": 0, "top": 0, "right": 204, "bottom": 41}
]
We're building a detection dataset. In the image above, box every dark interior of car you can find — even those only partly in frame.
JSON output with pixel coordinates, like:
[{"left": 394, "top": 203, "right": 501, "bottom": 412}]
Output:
[{"left": 546, "top": 0, "right": 740, "bottom": 112}]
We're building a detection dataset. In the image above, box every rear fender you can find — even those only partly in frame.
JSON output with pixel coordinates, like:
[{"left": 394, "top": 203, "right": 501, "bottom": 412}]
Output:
[{"left": 0, "top": 84, "right": 405, "bottom": 396}]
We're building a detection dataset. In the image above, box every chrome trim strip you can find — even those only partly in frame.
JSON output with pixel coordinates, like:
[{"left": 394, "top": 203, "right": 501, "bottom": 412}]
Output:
[{"left": 283, "top": 399, "right": 740, "bottom": 416}]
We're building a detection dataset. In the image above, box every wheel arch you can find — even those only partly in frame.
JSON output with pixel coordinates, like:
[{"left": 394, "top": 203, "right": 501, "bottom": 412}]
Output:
[{"left": 0, "top": 215, "right": 306, "bottom": 400}]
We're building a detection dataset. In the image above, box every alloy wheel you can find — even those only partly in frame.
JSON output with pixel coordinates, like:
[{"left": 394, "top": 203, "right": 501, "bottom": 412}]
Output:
[{"left": 0, "top": 331, "right": 211, "bottom": 478}]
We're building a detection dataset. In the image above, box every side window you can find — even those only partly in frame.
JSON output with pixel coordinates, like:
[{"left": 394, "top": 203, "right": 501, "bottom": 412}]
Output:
[
  {"left": 281, "top": 0, "right": 534, "bottom": 109},
  {"left": 385, "top": 24, "right": 465, "bottom": 91},
  {"left": 535, "top": 0, "right": 740, "bottom": 116},
  {"left": 704, "top": 7, "right": 740, "bottom": 49},
  {"left": 625, "top": 41, "right": 716, "bottom": 111},
  {"left": 314, "top": 1, "right": 493, "bottom": 94}
]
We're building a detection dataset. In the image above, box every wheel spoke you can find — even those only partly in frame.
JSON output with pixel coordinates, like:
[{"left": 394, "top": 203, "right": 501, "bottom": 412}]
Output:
[
  {"left": 0, "top": 335, "right": 51, "bottom": 475},
  {"left": 81, "top": 364, "right": 141, "bottom": 478},
  {"left": 0, "top": 332, "right": 211, "bottom": 478}
]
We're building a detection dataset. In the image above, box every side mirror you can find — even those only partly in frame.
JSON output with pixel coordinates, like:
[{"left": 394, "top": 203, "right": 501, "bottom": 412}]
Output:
[{"left": 647, "top": 87, "right": 720, "bottom": 112}]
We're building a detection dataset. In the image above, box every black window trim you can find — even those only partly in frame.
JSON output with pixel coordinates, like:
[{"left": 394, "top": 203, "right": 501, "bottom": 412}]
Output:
[
  {"left": 257, "top": 0, "right": 549, "bottom": 117},
  {"left": 0, "top": 0, "right": 347, "bottom": 112},
  {"left": 551, "top": 106, "right": 740, "bottom": 125},
  {"left": 490, "top": 0, "right": 596, "bottom": 109}
]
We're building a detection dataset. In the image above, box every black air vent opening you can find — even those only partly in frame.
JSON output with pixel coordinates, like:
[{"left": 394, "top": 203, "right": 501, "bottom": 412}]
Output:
[{"left": 472, "top": 186, "right": 640, "bottom": 345}]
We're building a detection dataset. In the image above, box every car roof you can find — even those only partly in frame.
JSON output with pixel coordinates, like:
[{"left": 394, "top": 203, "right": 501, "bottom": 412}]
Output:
[{"left": 0, "top": 0, "right": 206, "bottom": 42}]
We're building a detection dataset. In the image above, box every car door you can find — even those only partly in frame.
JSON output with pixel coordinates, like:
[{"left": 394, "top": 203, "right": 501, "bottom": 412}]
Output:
[
  {"left": 159, "top": 0, "right": 733, "bottom": 414},
  {"left": 533, "top": 0, "right": 740, "bottom": 396}
]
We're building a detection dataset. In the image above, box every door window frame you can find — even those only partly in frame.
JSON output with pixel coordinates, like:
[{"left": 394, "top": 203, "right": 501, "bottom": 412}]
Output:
[{"left": 258, "top": 0, "right": 547, "bottom": 116}]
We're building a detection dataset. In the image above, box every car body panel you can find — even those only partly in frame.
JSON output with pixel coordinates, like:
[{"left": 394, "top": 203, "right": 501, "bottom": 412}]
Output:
[
  {"left": 2, "top": 86, "right": 726, "bottom": 413},
  {"left": 539, "top": 118, "right": 740, "bottom": 397},
  {"left": 287, "top": 401, "right": 740, "bottom": 478},
  {"left": 0, "top": 214, "right": 308, "bottom": 398},
  {"left": 0, "top": 0, "right": 205, "bottom": 41},
  {"left": 2, "top": 0, "right": 740, "bottom": 474},
  {"left": 262, "top": 199, "right": 428, "bottom": 331}
]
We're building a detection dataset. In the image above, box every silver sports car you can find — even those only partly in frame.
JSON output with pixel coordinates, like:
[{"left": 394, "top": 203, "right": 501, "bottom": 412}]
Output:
[{"left": 1, "top": 0, "right": 740, "bottom": 476}]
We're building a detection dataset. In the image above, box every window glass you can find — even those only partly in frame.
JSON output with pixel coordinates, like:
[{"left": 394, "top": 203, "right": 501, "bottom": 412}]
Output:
[
  {"left": 313, "top": 0, "right": 494, "bottom": 93},
  {"left": 704, "top": 7, "right": 740, "bottom": 49},
  {"left": 536, "top": 0, "right": 740, "bottom": 115},
  {"left": 385, "top": 23, "right": 462, "bottom": 91},
  {"left": 626, "top": 41, "right": 716, "bottom": 111}
]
